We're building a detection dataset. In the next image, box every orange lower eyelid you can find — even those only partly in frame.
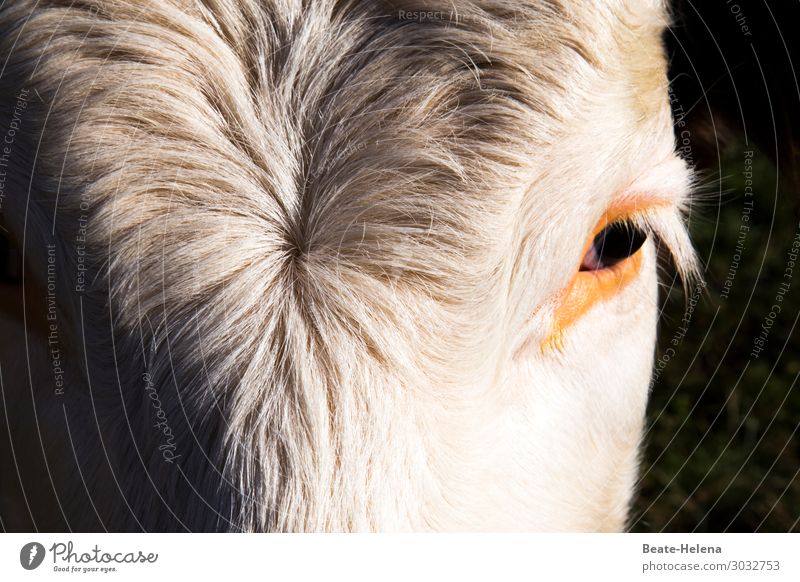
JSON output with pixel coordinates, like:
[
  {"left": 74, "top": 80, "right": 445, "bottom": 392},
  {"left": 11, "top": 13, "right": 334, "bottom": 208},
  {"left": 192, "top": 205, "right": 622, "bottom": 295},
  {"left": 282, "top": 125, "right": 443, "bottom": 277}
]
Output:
[{"left": 541, "top": 226, "right": 645, "bottom": 352}]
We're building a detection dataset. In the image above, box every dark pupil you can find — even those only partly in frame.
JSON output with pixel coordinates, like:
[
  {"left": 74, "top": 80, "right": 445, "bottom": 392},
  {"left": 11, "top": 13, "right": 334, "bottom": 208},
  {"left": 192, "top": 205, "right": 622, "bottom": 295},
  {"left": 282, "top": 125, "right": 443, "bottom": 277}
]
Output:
[{"left": 592, "top": 222, "right": 647, "bottom": 268}]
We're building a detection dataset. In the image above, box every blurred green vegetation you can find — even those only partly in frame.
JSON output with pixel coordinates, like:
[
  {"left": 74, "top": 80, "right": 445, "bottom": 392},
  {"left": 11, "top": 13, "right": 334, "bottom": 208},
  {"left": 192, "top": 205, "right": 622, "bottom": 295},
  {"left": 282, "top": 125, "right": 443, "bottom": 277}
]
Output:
[{"left": 631, "top": 144, "right": 800, "bottom": 532}]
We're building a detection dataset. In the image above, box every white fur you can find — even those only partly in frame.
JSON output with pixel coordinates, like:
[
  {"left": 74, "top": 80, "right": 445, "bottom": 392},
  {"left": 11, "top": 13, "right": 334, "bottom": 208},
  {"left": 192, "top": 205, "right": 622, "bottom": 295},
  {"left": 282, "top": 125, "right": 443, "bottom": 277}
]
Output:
[{"left": 0, "top": 0, "right": 695, "bottom": 531}]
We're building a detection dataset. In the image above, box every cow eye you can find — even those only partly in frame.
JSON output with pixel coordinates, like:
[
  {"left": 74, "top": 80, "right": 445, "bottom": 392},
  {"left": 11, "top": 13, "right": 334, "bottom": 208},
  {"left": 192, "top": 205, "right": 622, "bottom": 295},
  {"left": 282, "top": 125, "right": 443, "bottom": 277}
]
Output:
[{"left": 580, "top": 222, "right": 648, "bottom": 271}]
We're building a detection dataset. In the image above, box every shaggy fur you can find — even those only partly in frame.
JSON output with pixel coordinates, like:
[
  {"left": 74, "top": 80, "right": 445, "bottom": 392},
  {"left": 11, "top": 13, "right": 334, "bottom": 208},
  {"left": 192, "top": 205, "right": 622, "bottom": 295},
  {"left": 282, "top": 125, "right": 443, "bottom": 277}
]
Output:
[{"left": 0, "top": 0, "right": 695, "bottom": 531}]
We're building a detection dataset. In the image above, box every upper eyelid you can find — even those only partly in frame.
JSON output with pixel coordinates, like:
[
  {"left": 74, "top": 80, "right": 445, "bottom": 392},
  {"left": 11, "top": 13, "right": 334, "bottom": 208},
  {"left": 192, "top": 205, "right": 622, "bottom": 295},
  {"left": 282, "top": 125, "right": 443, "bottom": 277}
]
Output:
[
  {"left": 616, "top": 156, "right": 695, "bottom": 211},
  {"left": 593, "top": 197, "right": 673, "bottom": 236},
  {"left": 602, "top": 155, "right": 698, "bottom": 276}
]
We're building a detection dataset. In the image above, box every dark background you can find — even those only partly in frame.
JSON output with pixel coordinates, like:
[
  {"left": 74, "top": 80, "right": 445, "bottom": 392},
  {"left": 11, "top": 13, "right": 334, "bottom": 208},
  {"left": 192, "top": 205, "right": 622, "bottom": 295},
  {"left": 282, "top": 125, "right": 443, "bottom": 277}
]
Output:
[{"left": 632, "top": 0, "right": 800, "bottom": 532}]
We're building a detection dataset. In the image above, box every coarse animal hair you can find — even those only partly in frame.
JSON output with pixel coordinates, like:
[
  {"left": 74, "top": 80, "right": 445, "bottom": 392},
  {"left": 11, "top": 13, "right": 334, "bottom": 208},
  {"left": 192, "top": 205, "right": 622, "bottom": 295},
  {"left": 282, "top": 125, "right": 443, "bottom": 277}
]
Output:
[{"left": 0, "top": 0, "right": 696, "bottom": 531}]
